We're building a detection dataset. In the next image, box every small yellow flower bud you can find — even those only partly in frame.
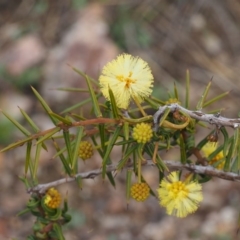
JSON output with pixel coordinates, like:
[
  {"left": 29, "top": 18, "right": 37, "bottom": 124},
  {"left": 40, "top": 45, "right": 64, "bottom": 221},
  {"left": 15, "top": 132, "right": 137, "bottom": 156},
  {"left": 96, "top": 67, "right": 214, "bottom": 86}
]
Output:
[
  {"left": 130, "top": 182, "right": 150, "bottom": 202},
  {"left": 132, "top": 123, "right": 153, "bottom": 144},
  {"left": 78, "top": 141, "right": 93, "bottom": 160},
  {"left": 44, "top": 188, "right": 61, "bottom": 209},
  {"left": 202, "top": 142, "right": 225, "bottom": 170},
  {"left": 165, "top": 98, "right": 181, "bottom": 105}
]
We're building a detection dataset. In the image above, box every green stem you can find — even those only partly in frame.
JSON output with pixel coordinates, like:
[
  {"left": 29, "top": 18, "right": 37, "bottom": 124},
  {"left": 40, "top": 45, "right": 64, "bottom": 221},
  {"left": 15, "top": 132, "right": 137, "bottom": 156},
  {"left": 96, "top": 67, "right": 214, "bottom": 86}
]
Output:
[
  {"left": 133, "top": 97, "right": 146, "bottom": 117},
  {"left": 138, "top": 158, "right": 141, "bottom": 183}
]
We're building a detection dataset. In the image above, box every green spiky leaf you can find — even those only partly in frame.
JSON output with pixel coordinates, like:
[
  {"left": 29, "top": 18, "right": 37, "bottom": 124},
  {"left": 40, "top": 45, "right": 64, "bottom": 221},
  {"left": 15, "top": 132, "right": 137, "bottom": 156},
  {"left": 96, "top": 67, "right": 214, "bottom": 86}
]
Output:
[
  {"left": 196, "top": 80, "right": 212, "bottom": 110},
  {"left": 71, "top": 127, "right": 84, "bottom": 173},
  {"left": 31, "top": 87, "right": 58, "bottom": 125},
  {"left": 102, "top": 126, "right": 122, "bottom": 178},
  {"left": 1, "top": 110, "right": 31, "bottom": 136}
]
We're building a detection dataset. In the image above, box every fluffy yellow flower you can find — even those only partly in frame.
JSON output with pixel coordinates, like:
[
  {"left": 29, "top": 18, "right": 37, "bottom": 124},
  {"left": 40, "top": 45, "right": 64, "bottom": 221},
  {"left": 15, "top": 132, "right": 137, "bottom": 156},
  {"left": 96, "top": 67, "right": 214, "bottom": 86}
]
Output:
[
  {"left": 157, "top": 171, "right": 203, "bottom": 218},
  {"left": 44, "top": 188, "right": 61, "bottom": 209},
  {"left": 99, "top": 54, "right": 154, "bottom": 109},
  {"left": 202, "top": 142, "right": 225, "bottom": 170}
]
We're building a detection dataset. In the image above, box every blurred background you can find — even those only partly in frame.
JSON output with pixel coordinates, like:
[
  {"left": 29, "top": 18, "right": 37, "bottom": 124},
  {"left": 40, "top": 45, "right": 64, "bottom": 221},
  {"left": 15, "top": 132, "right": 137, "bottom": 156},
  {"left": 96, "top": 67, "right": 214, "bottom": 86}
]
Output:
[{"left": 1, "top": 0, "right": 240, "bottom": 239}]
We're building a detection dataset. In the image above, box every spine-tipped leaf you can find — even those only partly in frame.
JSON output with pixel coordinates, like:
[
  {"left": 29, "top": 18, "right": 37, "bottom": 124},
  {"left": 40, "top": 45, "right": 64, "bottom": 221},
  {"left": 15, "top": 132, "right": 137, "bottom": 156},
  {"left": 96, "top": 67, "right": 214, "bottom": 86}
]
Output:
[
  {"left": 102, "top": 126, "right": 122, "bottom": 178},
  {"left": 25, "top": 141, "right": 33, "bottom": 176},
  {"left": 196, "top": 80, "right": 212, "bottom": 110},
  {"left": 84, "top": 75, "right": 102, "bottom": 118},
  {"left": 31, "top": 87, "right": 58, "bottom": 125},
  {"left": 108, "top": 87, "right": 119, "bottom": 119},
  {"left": 71, "top": 127, "right": 84, "bottom": 173},
  {"left": 49, "top": 112, "right": 72, "bottom": 125},
  {"left": 19, "top": 107, "right": 40, "bottom": 132},
  {"left": 203, "top": 91, "right": 230, "bottom": 108},
  {"left": 63, "top": 130, "right": 73, "bottom": 167},
  {"left": 35, "top": 127, "right": 61, "bottom": 145},
  {"left": 1, "top": 110, "right": 31, "bottom": 136},
  {"left": 33, "top": 142, "right": 42, "bottom": 183}
]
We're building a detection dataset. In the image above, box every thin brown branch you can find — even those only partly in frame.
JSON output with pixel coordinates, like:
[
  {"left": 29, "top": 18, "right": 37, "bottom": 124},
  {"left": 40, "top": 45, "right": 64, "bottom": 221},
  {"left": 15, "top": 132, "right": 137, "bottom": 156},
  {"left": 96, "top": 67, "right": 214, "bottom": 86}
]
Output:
[
  {"left": 71, "top": 118, "right": 120, "bottom": 127},
  {"left": 28, "top": 160, "right": 240, "bottom": 194},
  {"left": 17, "top": 118, "right": 120, "bottom": 141}
]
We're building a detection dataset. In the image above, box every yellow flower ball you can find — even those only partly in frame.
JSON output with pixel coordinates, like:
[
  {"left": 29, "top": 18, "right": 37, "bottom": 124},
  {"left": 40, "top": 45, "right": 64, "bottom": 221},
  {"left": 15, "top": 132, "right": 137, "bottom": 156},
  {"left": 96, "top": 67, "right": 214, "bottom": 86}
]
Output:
[
  {"left": 132, "top": 123, "right": 153, "bottom": 144},
  {"left": 131, "top": 182, "right": 150, "bottom": 202},
  {"left": 44, "top": 188, "right": 61, "bottom": 209},
  {"left": 78, "top": 141, "right": 93, "bottom": 160}
]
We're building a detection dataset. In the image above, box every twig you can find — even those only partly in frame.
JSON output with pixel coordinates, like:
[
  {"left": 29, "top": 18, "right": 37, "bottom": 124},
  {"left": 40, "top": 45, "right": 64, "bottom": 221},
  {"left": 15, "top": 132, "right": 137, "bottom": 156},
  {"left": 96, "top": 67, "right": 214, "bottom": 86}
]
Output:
[
  {"left": 28, "top": 160, "right": 240, "bottom": 194},
  {"left": 28, "top": 164, "right": 117, "bottom": 194},
  {"left": 164, "top": 160, "right": 240, "bottom": 181},
  {"left": 153, "top": 103, "right": 240, "bottom": 131}
]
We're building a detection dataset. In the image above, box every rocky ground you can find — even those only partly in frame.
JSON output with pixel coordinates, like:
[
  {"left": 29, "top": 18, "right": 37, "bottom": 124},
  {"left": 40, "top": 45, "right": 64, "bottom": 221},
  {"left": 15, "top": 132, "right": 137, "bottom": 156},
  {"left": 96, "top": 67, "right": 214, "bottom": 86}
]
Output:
[{"left": 1, "top": 1, "right": 240, "bottom": 239}]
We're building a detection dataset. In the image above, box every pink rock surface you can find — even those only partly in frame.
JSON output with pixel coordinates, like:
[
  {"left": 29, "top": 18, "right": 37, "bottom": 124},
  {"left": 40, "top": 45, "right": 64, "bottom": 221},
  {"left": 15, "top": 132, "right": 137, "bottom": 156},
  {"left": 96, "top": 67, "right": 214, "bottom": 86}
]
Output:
[{"left": 1, "top": 34, "right": 46, "bottom": 76}]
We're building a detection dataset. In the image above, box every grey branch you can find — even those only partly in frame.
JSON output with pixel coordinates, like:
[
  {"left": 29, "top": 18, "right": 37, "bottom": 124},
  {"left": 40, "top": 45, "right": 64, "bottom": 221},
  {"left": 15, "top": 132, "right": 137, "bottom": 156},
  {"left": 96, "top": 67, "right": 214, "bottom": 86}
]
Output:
[
  {"left": 28, "top": 164, "right": 117, "bottom": 194},
  {"left": 28, "top": 160, "right": 240, "bottom": 194},
  {"left": 164, "top": 160, "right": 240, "bottom": 181},
  {"left": 153, "top": 103, "right": 240, "bottom": 131}
]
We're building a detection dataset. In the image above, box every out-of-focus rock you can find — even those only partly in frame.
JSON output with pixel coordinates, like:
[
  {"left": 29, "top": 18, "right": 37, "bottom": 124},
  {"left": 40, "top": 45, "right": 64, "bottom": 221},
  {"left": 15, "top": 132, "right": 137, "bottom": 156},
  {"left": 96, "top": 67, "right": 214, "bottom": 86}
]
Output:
[
  {"left": 0, "top": 34, "right": 46, "bottom": 76},
  {"left": 42, "top": 3, "right": 119, "bottom": 104},
  {"left": 0, "top": 90, "right": 32, "bottom": 118},
  {"left": 201, "top": 206, "right": 237, "bottom": 237},
  {"left": 201, "top": 32, "right": 222, "bottom": 56},
  {"left": 106, "top": 195, "right": 126, "bottom": 214},
  {"left": 190, "top": 14, "right": 206, "bottom": 31},
  {"left": 202, "top": 179, "right": 235, "bottom": 209},
  {"left": 142, "top": 214, "right": 202, "bottom": 240},
  {"left": 0, "top": 23, "right": 21, "bottom": 44},
  {"left": 142, "top": 217, "right": 176, "bottom": 240},
  {"left": 100, "top": 214, "right": 131, "bottom": 230}
]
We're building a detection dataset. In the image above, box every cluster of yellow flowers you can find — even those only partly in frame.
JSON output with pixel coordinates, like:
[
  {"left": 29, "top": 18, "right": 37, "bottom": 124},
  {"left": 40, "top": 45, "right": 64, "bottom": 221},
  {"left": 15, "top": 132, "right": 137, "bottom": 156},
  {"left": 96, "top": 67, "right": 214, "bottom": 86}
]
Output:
[
  {"left": 129, "top": 171, "right": 203, "bottom": 218},
  {"left": 99, "top": 54, "right": 204, "bottom": 218}
]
